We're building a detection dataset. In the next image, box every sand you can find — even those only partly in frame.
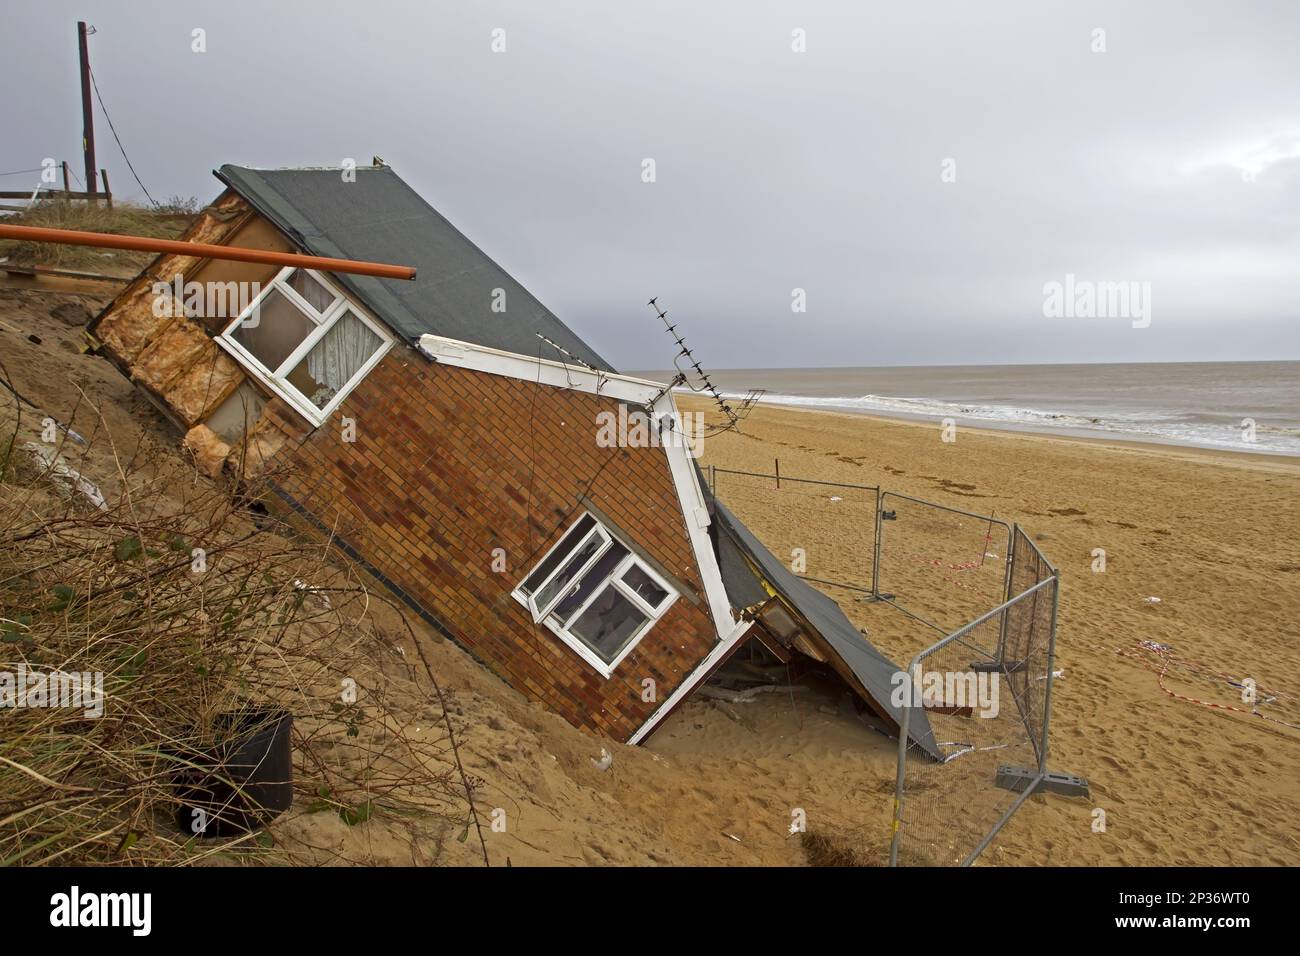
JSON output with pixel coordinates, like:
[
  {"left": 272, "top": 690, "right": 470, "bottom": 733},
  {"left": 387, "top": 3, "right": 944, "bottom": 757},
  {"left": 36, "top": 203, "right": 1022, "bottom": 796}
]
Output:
[
  {"left": 670, "top": 393, "right": 1300, "bottom": 865},
  {"left": 4, "top": 281, "right": 1296, "bottom": 865},
  {"left": 0, "top": 286, "right": 894, "bottom": 867}
]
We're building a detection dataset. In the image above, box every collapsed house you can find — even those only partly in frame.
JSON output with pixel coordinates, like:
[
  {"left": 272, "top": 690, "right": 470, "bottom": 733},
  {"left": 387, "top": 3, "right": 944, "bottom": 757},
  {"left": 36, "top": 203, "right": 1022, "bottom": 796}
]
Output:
[{"left": 87, "top": 161, "right": 933, "bottom": 750}]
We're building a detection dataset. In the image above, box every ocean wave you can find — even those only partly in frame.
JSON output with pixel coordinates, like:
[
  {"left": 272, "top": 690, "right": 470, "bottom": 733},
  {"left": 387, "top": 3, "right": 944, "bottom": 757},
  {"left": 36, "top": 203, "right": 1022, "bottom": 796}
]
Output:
[{"left": 683, "top": 389, "right": 1300, "bottom": 456}]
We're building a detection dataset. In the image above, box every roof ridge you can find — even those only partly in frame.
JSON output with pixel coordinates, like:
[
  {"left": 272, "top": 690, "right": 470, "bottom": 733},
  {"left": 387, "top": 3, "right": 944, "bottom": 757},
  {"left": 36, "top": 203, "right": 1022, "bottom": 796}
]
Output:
[
  {"left": 213, "top": 163, "right": 616, "bottom": 373},
  {"left": 223, "top": 164, "right": 388, "bottom": 172}
]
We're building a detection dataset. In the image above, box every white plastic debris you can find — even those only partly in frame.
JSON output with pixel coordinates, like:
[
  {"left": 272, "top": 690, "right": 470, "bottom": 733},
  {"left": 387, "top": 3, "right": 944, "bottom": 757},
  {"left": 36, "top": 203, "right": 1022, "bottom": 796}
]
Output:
[
  {"left": 293, "top": 578, "right": 332, "bottom": 608},
  {"left": 23, "top": 442, "right": 106, "bottom": 510},
  {"left": 1143, "top": 596, "right": 1162, "bottom": 604},
  {"left": 591, "top": 748, "right": 613, "bottom": 772}
]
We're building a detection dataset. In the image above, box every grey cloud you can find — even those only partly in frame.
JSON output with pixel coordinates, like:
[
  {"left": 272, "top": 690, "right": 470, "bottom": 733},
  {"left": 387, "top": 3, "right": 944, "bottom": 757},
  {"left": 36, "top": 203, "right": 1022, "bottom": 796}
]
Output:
[{"left": 3, "top": 0, "right": 1297, "bottom": 369}]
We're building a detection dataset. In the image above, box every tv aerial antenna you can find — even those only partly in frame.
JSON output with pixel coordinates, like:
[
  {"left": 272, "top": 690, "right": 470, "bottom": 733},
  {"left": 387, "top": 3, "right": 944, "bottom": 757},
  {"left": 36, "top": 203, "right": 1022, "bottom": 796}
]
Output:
[
  {"left": 646, "top": 297, "right": 762, "bottom": 436},
  {"left": 535, "top": 331, "right": 608, "bottom": 393}
]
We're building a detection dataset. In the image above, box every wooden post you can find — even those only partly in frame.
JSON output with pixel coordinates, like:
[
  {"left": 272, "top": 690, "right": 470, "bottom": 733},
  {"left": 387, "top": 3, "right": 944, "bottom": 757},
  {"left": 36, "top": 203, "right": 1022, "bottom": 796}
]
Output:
[
  {"left": 774, "top": 458, "right": 780, "bottom": 489},
  {"left": 61, "top": 162, "right": 71, "bottom": 192},
  {"left": 980, "top": 512, "right": 995, "bottom": 568},
  {"left": 77, "top": 22, "right": 97, "bottom": 196},
  {"left": 100, "top": 169, "right": 112, "bottom": 208}
]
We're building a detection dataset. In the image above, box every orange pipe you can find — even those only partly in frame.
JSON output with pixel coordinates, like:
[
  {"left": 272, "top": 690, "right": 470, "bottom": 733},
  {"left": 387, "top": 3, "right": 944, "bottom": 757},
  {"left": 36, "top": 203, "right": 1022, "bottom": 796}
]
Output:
[{"left": 0, "top": 224, "right": 416, "bottom": 281}]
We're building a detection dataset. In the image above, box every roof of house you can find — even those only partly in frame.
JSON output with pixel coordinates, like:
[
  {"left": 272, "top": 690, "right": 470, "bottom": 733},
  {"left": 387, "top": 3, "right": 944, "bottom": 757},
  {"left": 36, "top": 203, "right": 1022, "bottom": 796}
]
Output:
[
  {"left": 709, "top": 497, "right": 940, "bottom": 760},
  {"left": 215, "top": 164, "right": 615, "bottom": 371}
]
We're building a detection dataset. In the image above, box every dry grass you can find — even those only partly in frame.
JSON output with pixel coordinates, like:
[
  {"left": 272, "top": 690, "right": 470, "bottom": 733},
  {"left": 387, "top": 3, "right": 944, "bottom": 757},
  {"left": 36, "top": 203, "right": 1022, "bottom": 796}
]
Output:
[
  {"left": 800, "top": 831, "right": 871, "bottom": 866},
  {"left": 0, "top": 200, "right": 195, "bottom": 274},
  {"left": 0, "top": 380, "right": 487, "bottom": 866},
  {"left": 799, "top": 827, "right": 935, "bottom": 866}
]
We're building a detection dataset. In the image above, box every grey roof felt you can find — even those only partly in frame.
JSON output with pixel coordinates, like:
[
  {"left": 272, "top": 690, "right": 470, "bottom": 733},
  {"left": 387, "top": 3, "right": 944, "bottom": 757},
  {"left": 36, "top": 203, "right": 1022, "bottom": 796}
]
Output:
[
  {"left": 710, "top": 498, "right": 940, "bottom": 760},
  {"left": 714, "top": 519, "right": 772, "bottom": 611},
  {"left": 215, "top": 164, "right": 614, "bottom": 371}
]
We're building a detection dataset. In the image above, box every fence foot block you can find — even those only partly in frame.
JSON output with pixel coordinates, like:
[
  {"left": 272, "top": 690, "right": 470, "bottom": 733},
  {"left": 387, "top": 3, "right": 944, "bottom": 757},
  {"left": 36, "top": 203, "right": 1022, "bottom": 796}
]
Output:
[{"left": 995, "top": 766, "right": 1090, "bottom": 799}]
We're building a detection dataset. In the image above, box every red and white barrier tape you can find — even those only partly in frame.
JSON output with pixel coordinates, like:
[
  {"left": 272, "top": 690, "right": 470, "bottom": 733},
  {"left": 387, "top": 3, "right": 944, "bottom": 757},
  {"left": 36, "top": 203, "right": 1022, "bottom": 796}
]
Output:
[{"left": 1106, "top": 640, "right": 1300, "bottom": 732}]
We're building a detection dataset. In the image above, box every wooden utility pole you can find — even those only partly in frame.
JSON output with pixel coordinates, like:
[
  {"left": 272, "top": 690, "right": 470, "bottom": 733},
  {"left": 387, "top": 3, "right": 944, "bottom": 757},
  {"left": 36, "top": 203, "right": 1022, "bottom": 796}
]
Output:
[{"left": 77, "top": 21, "right": 97, "bottom": 196}]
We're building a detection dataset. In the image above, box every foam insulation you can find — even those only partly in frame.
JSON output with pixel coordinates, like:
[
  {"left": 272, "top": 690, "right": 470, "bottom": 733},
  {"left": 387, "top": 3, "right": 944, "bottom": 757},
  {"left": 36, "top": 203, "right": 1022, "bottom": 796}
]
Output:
[
  {"left": 182, "top": 424, "right": 232, "bottom": 479},
  {"left": 224, "top": 412, "right": 292, "bottom": 479},
  {"left": 92, "top": 191, "right": 252, "bottom": 365}
]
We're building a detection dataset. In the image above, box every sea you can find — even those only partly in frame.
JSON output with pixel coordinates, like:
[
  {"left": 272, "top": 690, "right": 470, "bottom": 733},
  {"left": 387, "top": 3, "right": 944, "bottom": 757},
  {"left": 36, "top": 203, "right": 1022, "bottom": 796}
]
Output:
[{"left": 631, "top": 362, "right": 1300, "bottom": 457}]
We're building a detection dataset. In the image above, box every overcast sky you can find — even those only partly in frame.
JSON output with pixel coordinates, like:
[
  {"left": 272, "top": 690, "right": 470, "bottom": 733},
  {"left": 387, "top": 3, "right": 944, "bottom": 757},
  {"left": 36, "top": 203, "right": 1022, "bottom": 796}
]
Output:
[{"left": 4, "top": 1, "right": 1298, "bottom": 369}]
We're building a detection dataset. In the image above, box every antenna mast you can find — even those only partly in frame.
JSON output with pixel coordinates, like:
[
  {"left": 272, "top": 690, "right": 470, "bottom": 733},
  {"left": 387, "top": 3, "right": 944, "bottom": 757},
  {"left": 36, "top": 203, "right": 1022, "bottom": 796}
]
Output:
[{"left": 646, "top": 297, "right": 762, "bottom": 436}]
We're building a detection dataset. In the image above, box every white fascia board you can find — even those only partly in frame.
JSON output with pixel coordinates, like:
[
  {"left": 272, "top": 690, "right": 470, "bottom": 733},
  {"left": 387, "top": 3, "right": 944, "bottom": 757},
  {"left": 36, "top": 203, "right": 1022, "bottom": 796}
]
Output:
[
  {"left": 627, "top": 617, "right": 754, "bottom": 745},
  {"left": 417, "top": 333, "right": 665, "bottom": 405},
  {"left": 631, "top": 389, "right": 744, "bottom": 745},
  {"left": 649, "top": 389, "right": 734, "bottom": 637}
]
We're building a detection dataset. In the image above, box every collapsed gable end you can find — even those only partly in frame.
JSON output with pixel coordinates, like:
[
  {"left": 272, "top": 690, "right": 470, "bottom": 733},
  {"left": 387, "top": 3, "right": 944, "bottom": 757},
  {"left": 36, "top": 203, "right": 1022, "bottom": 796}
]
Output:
[{"left": 709, "top": 499, "right": 941, "bottom": 759}]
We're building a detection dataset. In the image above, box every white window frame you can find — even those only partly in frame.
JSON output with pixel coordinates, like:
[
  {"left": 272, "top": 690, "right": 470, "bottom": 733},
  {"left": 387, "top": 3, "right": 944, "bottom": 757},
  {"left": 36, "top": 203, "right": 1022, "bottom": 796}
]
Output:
[
  {"left": 215, "top": 266, "right": 394, "bottom": 427},
  {"left": 511, "top": 512, "right": 679, "bottom": 678}
]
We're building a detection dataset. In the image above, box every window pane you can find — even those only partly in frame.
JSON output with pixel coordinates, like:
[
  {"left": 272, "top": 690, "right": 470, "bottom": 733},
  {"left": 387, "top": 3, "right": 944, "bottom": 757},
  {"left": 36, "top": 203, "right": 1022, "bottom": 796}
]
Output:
[
  {"left": 570, "top": 587, "right": 648, "bottom": 663},
  {"left": 549, "top": 541, "right": 629, "bottom": 625},
  {"left": 230, "top": 288, "right": 315, "bottom": 372},
  {"left": 286, "top": 311, "right": 383, "bottom": 409},
  {"left": 532, "top": 531, "right": 605, "bottom": 613},
  {"left": 520, "top": 515, "right": 595, "bottom": 596},
  {"left": 285, "top": 269, "right": 337, "bottom": 314},
  {"left": 621, "top": 564, "right": 669, "bottom": 609}
]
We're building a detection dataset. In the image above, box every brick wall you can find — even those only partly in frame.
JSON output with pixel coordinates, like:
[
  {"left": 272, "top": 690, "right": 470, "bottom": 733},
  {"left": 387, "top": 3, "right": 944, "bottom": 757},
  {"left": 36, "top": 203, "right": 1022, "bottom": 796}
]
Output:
[
  {"left": 263, "top": 348, "right": 720, "bottom": 741},
  {"left": 88, "top": 198, "right": 718, "bottom": 741}
]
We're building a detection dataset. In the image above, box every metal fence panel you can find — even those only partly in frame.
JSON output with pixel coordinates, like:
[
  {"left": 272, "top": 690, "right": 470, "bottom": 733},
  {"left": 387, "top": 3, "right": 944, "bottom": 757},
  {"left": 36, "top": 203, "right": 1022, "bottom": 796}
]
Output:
[
  {"left": 875, "top": 491, "right": 1012, "bottom": 640},
  {"left": 1005, "top": 525, "right": 1059, "bottom": 768},
  {"left": 710, "top": 467, "right": 879, "bottom": 596},
  {"left": 700, "top": 465, "right": 1061, "bottom": 866},
  {"left": 890, "top": 573, "right": 1059, "bottom": 866}
]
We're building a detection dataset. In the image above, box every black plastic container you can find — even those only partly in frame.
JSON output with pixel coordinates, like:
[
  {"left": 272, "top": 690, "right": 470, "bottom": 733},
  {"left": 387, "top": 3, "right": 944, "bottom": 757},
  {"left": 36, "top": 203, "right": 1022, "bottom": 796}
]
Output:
[{"left": 173, "top": 708, "right": 293, "bottom": 838}]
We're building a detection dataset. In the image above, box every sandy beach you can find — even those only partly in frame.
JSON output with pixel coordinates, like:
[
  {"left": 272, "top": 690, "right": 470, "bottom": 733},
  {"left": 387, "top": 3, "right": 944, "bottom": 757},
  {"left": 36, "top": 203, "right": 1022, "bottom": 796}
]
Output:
[
  {"left": 4, "top": 285, "right": 1297, "bottom": 867},
  {"left": 665, "top": 393, "right": 1300, "bottom": 866}
]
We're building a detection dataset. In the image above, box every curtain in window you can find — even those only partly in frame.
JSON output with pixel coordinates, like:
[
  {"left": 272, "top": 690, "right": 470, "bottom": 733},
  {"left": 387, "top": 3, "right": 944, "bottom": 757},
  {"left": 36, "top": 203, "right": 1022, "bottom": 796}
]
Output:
[{"left": 295, "top": 312, "right": 382, "bottom": 407}]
